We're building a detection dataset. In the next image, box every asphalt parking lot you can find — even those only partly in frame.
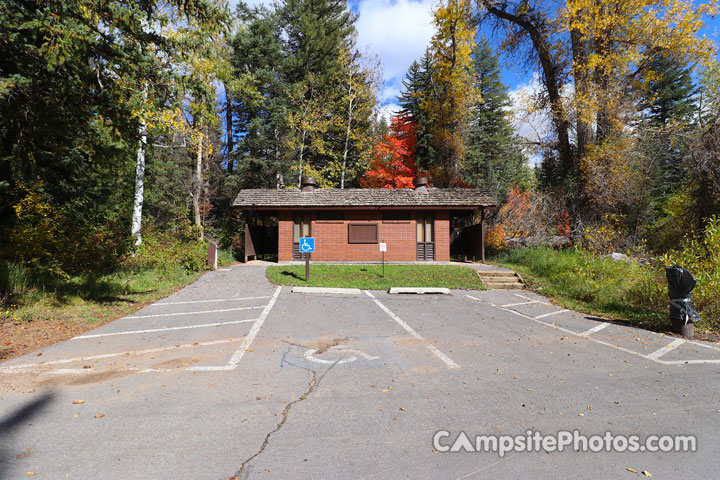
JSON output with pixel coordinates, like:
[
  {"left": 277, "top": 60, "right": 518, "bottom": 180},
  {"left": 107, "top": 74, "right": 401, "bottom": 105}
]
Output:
[{"left": 2, "top": 264, "right": 720, "bottom": 479}]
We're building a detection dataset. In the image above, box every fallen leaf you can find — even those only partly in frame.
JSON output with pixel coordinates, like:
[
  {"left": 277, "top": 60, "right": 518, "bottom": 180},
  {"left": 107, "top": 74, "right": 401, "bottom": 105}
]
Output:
[
  {"left": 94, "top": 414, "right": 105, "bottom": 418},
  {"left": 25, "top": 473, "right": 34, "bottom": 476},
  {"left": 642, "top": 471, "right": 652, "bottom": 477},
  {"left": 627, "top": 468, "right": 638, "bottom": 473},
  {"left": 399, "top": 407, "right": 406, "bottom": 411},
  {"left": 578, "top": 413, "right": 584, "bottom": 417},
  {"left": 587, "top": 406, "right": 592, "bottom": 410},
  {"left": 72, "top": 400, "right": 84, "bottom": 405}
]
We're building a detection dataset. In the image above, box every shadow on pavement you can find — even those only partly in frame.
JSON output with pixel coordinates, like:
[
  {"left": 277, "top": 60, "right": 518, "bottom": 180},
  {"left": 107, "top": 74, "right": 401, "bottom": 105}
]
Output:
[{"left": 0, "top": 391, "right": 55, "bottom": 477}]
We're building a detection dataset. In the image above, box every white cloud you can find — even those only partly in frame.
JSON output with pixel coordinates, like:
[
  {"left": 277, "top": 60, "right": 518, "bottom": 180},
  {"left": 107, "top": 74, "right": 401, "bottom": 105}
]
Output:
[
  {"left": 356, "top": 0, "right": 435, "bottom": 81},
  {"left": 378, "top": 102, "right": 402, "bottom": 123},
  {"left": 508, "top": 73, "right": 552, "bottom": 147},
  {"left": 228, "top": 0, "right": 436, "bottom": 108},
  {"left": 356, "top": 0, "right": 436, "bottom": 106}
]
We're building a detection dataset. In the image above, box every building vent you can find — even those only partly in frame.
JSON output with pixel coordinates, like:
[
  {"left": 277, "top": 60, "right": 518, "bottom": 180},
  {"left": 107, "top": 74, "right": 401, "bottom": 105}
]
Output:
[
  {"left": 301, "top": 176, "right": 317, "bottom": 192},
  {"left": 413, "top": 176, "right": 428, "bottom": 191}
]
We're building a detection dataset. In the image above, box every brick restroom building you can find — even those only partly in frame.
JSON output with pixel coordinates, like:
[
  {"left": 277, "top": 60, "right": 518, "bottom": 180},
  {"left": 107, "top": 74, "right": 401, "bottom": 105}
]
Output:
[{"left": 233, "top": 177, "right": 496, "bottom": 263}]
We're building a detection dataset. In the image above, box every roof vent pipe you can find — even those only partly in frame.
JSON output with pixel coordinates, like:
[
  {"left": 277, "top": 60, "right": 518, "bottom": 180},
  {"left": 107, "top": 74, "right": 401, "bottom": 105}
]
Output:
[
  {"left": 413, "top": 176, "right": 428, "bottom": 192},
  {"left": 301, "top": 176, "right": 317, "bottom": 192}
]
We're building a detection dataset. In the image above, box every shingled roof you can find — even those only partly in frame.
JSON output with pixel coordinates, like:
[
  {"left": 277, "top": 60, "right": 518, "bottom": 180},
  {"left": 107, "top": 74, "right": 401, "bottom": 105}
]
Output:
[{"left": 233, "top": 188, "right": 496, "bottom": 209}]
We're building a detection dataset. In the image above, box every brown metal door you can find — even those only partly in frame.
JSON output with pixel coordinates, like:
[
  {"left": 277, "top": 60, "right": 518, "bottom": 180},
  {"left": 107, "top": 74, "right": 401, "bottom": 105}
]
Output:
[
  {"left": 293, "top": 213, "right": 312, "bottom": 260},
  {"left": 416, "top": 212, "right": 435, "bottom": 261}
]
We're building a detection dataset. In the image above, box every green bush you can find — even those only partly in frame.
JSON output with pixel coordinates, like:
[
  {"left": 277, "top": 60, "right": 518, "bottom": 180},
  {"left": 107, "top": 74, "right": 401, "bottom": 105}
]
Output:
[
  {"left": 636, "top": 216, "right": 720, "bottom": 331},
  {"left": 124, "top": 229, "right": 209, "bottom": 276},
  {"left": 1, "top": 184, "right": 131, "bottom": 276},
  {"left": 495, "top": 219, "right": 720, "bottom": 333}
]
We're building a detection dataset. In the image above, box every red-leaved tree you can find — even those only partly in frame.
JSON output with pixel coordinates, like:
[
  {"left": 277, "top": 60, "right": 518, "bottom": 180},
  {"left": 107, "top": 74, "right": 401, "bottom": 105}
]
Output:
[{"left": 361, "top": 112, "right": 427, "bottom": 188}]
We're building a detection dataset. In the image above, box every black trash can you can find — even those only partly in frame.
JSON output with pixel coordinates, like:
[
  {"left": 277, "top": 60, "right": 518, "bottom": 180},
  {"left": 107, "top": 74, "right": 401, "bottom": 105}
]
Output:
[{"left": 665, "top": 266, "right": 701, "bottom": 337}]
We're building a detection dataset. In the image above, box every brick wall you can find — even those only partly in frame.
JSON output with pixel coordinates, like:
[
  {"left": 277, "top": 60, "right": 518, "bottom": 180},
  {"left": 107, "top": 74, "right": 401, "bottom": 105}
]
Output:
[{"left": 277, "top": 210, "right": 450, "bottom": 262}]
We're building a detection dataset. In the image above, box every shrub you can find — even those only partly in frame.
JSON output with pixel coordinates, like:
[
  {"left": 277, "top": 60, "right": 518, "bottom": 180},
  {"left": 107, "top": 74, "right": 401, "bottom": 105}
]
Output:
[
  {"left": 2, "top": 184, "right": 132, "bottom": 276},
  {"left": 124, "top": 229, "right": 209, "bottom": 276},
  {"left": 497, "top": 218, "right": 720, "bottom": 332},
  {"left": 489, "top": 187, "right": 572, "bottom": 247},
  {"left": 644, "top": 216, "right": 720, "bottom": 330}
]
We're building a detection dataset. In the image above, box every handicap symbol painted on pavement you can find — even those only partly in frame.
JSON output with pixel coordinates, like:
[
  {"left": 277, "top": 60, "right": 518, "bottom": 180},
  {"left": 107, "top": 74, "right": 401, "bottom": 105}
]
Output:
[
  {"left": 299, "top": 237, "right": 315, "bottom": 253},
  {"left": 303, "top": 345, "right": 380, "bottom": 365}
]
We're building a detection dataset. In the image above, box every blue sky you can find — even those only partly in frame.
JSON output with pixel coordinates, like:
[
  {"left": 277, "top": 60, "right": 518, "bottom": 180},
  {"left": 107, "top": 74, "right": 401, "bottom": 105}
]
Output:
[{"left": 232, "top": 0, "right": 718, "bottom": 128}]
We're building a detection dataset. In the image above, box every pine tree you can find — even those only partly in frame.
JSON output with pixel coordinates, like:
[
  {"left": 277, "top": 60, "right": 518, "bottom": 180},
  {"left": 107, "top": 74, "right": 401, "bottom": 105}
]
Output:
[
  {"left": 398, "top": 55, "right": 435, "bottom": 171},
  {"left": 230, "top": 3, "right": 288, "bottom": 188},
  {"left": 462, "top": 38, "right": 530, "bottom": 196},
  {"left": 640, "top": 54, "right": 696, "bottom": 127},
  {"left": 278, "top": 0, "right": 359, "bottom": 185}
]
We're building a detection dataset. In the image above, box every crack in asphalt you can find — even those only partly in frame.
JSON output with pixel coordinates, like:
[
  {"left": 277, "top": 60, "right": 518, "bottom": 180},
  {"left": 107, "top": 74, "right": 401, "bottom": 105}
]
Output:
[{"left": 229, "top": 361, "right": 339, "bottom": 480}]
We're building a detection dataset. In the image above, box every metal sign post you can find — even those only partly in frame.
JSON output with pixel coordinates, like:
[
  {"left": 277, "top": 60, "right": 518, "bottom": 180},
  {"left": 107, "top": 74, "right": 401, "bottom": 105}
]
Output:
[
  {"left": 299, "top": 237, "right": 315, "bottom": 282},
  {"left": 379, "top": 241, "right": 387, "bottom": 278}
]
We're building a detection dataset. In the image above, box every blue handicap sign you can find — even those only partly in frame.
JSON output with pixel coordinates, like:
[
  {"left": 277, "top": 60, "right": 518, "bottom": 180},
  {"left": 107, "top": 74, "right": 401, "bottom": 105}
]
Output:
[{"left": 299, "top": 237, "right": 315, "bottom": 253}]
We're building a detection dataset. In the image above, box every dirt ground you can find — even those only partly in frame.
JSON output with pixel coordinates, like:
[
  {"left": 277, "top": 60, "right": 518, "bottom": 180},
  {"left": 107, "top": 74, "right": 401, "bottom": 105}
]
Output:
[{"left": 1, "top": 317, "right": 111, "bottom": 362}]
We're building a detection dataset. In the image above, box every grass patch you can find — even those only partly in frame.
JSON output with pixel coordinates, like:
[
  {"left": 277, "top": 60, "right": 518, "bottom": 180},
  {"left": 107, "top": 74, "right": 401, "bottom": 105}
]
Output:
[
  {"left": 266, "top": 264, "right": 485, "bottom": 290},
  {"left": 0, "top": 247, "right": 236, "bottom": 360},
  {"left": 492, "top": 247, "right": 669, "bottom": 331}
]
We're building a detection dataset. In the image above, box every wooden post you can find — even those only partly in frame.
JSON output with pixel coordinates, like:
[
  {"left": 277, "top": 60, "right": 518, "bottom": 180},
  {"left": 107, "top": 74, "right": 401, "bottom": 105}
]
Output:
[
  {"left": 207, "top": 242, "right": 218, "bottom": 270},
  {"left": 480, "top": 207, "right": 486, "bottom": 264}
]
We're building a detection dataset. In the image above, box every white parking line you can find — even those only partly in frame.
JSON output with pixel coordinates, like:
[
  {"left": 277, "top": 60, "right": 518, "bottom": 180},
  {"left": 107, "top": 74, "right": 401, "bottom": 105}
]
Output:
[
  {"left": 72, "top": 318, "right": 258, "bottom": 339},
  {"left": 501, "top": 300, "right": 540, "bottom": 308},
  {"left": 579, "top": 322, "right": 610, "bottom": 336},
  {"left": 364, "top": 290, "right": 460, "bottom": 369},
  {"left": 154, "top": 296, "right": 269, "bottom": 306},
  {"left": 534, "top": 309, "right": 569, "bottom": 319},
  {"left": 1, "top": 288, "right": 283, "bottom": 375},
  {"left": 646, "top": 339, "right": 686, "bottom": 360},
  {"left": 464, "top": 294, "right": 720, "bottom": 366},
  {"left": 124, "top": 305, "right": 265, "bottom": 319},
  {"left": 0, "top": 337, "right": 243, "bottom": 372},
  {"left": 224, "top": 285, "right": 282, "bottom": 370},
  {"left": 514, "top": 293, "right": 538, "bottom": 302}
]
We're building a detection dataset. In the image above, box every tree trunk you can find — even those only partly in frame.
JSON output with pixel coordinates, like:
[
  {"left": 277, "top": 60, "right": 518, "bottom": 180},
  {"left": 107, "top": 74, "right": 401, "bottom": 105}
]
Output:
[
  {"left": 341, "top": 93, "right": 354, "bottom": 189},
  {"left": 484, "top": 3, "right": 575, "bottom": 180},
  {"left": 131, "top": 88, "right": 148, "bottom": 247},
  {"left": 298, "top": 129, "right": 306, "bottom": 187},
  {"left": 194, "top": 133, "right": 204, "bottom": 240},
  {"left": 571, "top": 29, "right": 594, "bottom": 159},
  {"left": 225, "top": 83, "right": 234, "bottom": 173}
]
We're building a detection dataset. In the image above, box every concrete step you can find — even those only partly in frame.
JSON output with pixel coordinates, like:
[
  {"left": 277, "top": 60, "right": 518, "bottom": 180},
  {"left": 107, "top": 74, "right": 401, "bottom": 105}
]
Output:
[
  {"left": 484, "top": 283, "right": 526, "bottom": 290},
  {"left": 483, "top": 281, "right": 524, "bottom": 287},
  {"left": 476, "top": 270, "right": 526, "bottom": 290},
  {"left": 476, "top": 271, "right": 517, "bottom": 278}
]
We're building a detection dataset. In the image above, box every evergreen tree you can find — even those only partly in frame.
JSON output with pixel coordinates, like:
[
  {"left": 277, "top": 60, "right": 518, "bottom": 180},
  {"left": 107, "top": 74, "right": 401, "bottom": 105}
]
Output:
[
  {"left": 420, "top": 0, "right": 478, "bottom": 186},
  {"left": 640, "top": 54, "right": 696, "bottom": 127},
  {"left": 462, "top": 39, "right": 530, "bottom": 196},
  {"left": 278, "top": 0, "right": 359, "bottom": 185},
  {"left": 398, "top": 55, "right": 435, "bottom": 171},
  {"left": 0, "top": 0, "right": 227, "bottom": 247},
  {"left": 229, "top": 0, "right": 377, "bottom": 188},
  {"left": 637, "top": 53, "right": 698, "bottom": 247},
  {"left": 230, "top": 3, "right": 288, "bottom": 188}
]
